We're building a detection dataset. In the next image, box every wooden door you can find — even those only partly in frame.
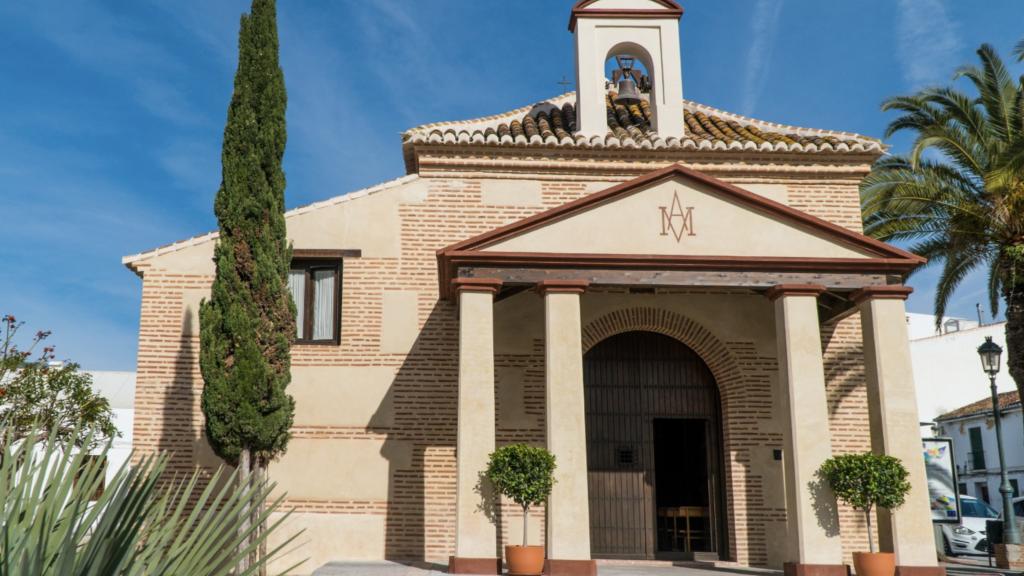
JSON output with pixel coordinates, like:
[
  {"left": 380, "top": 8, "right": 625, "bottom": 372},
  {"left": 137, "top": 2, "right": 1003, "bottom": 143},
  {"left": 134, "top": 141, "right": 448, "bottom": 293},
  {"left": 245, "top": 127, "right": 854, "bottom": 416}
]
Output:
[{"left": 583, "top": 331, "right": 723, "bottom": 559}]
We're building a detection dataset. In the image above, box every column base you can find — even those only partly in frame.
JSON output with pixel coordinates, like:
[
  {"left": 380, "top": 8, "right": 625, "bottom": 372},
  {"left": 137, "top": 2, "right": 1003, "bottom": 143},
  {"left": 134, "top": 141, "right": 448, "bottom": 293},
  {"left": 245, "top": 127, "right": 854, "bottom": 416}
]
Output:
[
  {"left": 783, "top": 563, "right": 848, "bottom": 576},
  {"left": 995, "top": 544, "right": 1024, "bottom": 569},
  {"left": 896, "top": 567, "right": 946, "bottom": 576},
  {"left": 447, "top": 556, "right": 501, "bottom": 575},
  {"left": 544, "top": 559, "right": 597, "bottom": 576}
]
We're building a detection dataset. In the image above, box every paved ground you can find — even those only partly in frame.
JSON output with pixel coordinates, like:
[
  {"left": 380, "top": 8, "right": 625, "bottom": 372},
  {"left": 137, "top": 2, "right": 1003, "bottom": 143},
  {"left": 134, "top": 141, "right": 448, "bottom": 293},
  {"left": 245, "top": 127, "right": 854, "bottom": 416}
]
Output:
[
  {"left": 310, "top": 560, "right": 1024, "bottom": 576},
  {"left": 312, "top": 562, "right": 446, "bottom": 576},
  {"left": 311, "top": 561, "right": 780, "bottom": 576}
]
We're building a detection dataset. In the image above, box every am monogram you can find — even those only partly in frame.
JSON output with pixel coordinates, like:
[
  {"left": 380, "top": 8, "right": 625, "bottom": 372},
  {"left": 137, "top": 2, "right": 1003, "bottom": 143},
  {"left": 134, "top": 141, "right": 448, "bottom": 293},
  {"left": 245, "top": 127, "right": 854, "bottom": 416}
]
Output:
[{"left": 658, "top": 189, "right": 695, "bottom": 242}]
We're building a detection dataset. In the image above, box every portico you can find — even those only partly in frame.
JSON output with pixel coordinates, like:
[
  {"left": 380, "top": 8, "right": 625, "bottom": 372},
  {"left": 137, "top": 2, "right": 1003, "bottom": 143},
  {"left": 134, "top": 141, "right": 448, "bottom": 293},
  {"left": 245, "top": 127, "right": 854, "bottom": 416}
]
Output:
[{"left": 442, "top": 165, "right": 938, "bottom": 575}]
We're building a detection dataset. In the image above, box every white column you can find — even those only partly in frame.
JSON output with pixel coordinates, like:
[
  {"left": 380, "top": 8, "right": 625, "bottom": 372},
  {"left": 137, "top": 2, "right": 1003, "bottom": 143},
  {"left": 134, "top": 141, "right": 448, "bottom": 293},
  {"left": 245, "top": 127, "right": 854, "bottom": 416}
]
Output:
[
  {"left": 768, "top": 285, "right": 844, "bottom": 567},
  {"left": 454, "top": 278, "right": 501, "bottom": 563},
  {"left": 855, "top": 286, "right": 937, "bottom": 568},
  {"left": 540, "top": 280, "right": 592, "bottom": 561}
]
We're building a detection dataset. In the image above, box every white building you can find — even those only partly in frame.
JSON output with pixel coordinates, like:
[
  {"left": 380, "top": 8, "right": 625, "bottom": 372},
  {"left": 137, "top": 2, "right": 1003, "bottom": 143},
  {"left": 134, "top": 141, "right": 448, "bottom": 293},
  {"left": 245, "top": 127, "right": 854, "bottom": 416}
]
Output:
[
  {"left": 909, "top": 313, "right": 1014, "bottom": 423},
  {"left": 87, "top": 370, "right": 135, "bottom": 487},
  {"left": 908, "top": 312, "right": 1023, "bottom": 513},
  {"left": 933, "top": 392, "right": 1024, "bottom": 512}
]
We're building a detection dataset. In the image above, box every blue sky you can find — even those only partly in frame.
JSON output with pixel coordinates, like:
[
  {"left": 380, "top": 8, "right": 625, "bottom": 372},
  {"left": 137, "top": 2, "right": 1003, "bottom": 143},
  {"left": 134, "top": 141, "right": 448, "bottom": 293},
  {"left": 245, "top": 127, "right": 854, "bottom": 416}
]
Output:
[{"left": 1, "top": 0, "right": 1022, "bottom": 371}]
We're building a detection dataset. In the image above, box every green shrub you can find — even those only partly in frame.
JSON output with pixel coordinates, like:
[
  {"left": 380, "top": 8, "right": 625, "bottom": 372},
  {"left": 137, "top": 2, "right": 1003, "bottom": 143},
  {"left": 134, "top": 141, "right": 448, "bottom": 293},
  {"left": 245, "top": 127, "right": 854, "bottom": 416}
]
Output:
[
  {"left": 0, "top": 315, "right": 117, "bottom": 450},
  {"left": 485, "top": 444, "right": 556, "bottom": 546},
  {"left": 819, "top": 452, "right": 910, "bottom": 553}
]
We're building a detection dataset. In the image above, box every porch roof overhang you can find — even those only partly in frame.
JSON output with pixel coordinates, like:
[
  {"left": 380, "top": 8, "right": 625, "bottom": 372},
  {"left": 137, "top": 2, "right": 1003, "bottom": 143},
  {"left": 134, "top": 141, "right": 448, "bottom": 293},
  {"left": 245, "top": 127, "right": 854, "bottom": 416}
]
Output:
[{"left": 436, "top": 164, "right": 924, "bottom": 302}]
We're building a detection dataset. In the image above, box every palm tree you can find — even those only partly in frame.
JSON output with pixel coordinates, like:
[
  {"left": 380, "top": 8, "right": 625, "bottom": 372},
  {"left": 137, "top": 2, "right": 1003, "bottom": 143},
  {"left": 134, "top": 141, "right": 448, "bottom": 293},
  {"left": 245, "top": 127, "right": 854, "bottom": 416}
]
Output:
[{"left": 860, "top": 43, "right": 1024, "bottom": 432}]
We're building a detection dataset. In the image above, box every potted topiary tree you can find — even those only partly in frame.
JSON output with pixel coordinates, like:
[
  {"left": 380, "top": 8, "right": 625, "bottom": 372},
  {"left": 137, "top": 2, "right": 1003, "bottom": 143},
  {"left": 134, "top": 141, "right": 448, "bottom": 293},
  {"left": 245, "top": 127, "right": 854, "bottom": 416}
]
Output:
[
  {"left": 819, "top": 453, "right": 911, "bottom": 576},
  {"left": 485, "top": 444, "right": 556, "bottom": 576}
]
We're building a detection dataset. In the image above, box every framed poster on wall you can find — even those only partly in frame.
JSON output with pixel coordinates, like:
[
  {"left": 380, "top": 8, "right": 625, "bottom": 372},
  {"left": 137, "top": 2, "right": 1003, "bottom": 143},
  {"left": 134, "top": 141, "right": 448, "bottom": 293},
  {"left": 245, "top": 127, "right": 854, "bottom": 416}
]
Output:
[{"left": 923, "top": 437, "right": 961, "bottom": 523}]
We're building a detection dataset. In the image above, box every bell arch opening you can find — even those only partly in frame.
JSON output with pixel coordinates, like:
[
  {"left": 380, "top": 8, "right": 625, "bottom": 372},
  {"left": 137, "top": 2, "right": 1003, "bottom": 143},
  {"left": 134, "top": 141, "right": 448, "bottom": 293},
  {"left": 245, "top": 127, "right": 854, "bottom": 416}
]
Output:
[
  {"left": 604, "top": 42, "right": 659, "bottom": 130},
  {"left": 583, "top": 330, "right": 728, "bottom": 560}
]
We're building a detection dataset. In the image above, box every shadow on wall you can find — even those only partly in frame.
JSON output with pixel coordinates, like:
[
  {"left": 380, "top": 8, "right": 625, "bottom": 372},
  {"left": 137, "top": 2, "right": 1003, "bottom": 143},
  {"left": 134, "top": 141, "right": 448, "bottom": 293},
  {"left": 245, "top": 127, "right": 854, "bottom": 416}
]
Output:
[
  {"left": 367, "top": 299, "right": 470, "bottom": 563},
  {"left": 363, "top": 294, "right": 545, "bottom": 567},
  {"left": 161, "top": 313, "right": 199, "bottom": 481},
  {"left": 808, "top": 475, "right": 841, "bottom": 538},
  {"left": 819, "top": 315, "right": 876, "bottom": 556},
  {"left": 820, "top": 317, "right": 866, "bottom": 419},
  {"left": 162, "top": 305, "right": 232, "bottom": 508}
]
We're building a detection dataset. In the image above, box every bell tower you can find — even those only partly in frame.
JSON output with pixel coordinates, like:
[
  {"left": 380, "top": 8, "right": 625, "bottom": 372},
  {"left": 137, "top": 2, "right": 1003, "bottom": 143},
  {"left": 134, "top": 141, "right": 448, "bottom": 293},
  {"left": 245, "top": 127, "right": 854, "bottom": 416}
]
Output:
[{"left": 570, "top": 0, "right": 685, "bottom": 139}]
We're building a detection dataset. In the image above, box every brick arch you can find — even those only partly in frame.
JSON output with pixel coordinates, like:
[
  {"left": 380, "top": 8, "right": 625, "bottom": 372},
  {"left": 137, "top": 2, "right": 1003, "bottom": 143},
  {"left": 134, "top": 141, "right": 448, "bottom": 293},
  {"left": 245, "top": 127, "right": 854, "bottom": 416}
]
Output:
[
  {"left": 582, "top": 306, "right": 744, "bottom": 397},
  {"left": 580, "top": 306, "right": 752, "bottom": 564}
]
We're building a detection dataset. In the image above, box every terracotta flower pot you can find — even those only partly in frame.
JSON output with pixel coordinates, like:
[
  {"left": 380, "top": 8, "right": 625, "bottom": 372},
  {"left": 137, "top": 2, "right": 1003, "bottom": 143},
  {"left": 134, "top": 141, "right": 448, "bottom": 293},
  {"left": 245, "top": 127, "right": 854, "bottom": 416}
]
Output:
[
  {"left": 853, "top": 551, "right": 895, "bottom": 576},
  {"left": 505, "top": 545, "right": 545, "bottom": 576}
]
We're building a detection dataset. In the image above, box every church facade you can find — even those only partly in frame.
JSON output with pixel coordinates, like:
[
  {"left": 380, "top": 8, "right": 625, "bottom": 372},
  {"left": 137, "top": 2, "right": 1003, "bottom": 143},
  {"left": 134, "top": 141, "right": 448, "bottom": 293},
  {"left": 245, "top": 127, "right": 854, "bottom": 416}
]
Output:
[{"left": 122, "top": 2, "right": 942, "bottom": 575}]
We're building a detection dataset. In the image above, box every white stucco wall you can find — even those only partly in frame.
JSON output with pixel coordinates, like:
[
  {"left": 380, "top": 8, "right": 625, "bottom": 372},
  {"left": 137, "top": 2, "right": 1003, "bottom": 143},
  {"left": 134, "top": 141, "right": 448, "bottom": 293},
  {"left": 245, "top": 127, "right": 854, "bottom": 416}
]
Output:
[
  {"left": 912, "top": 314, "right": 1023, "bottom": 514},
  {"left": 87, "top": 370, "right": 135, "bottom": 486},
  {"left": 909, "top": 317, "right": 1012, "bottom": 423},
  {"left": 934, "top": 410, "right": 1024, "bottom": 514}
]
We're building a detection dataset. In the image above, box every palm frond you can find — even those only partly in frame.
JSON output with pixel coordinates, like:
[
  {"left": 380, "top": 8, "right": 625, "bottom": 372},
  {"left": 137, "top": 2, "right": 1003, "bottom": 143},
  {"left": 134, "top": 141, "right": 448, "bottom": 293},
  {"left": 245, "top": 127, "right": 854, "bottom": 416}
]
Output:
[
  {"left": 861, "top": 157, "right": 992, "bottom": 233},
  {"left": 933, "top": 246, "right": 988, "bottom": 327},
  {"left": 920, "top": 86, "right": 990, "bottom": 149},
  {"left": 956, "top": 44, "right": 1016, "bottom": 143},
  {"left": 988, "top": 254, "right": 1003, "bottom": 318}
]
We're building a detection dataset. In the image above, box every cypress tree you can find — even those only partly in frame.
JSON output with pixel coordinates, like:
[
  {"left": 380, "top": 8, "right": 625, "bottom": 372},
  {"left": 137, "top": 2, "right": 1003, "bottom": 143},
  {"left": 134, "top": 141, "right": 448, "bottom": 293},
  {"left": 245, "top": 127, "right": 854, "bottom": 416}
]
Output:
[{"left": 199, "top": 0, "right": 293, "bottom": 570}]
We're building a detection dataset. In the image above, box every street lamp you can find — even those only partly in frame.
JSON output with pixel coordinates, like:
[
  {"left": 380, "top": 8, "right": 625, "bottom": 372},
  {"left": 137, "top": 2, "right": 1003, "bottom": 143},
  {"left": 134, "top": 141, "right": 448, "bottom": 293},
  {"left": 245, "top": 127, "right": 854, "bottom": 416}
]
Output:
[{"left": 978, "top": 336, "right": 1020, "bottom": 545}]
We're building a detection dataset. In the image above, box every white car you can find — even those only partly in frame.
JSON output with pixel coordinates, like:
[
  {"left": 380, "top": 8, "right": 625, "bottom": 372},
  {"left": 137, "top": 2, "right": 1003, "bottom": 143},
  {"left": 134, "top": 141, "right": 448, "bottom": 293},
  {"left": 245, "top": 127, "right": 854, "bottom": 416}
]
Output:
[{"left": 941, "top": 496, "right": 998, "bottom": 557}]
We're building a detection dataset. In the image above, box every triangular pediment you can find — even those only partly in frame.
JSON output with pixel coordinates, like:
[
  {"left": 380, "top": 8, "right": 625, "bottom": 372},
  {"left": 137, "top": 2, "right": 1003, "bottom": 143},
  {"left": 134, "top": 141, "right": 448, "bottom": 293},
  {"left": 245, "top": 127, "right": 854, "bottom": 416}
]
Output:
[{"left": 444, "top": 165, "right": 921, "bottom": 263}]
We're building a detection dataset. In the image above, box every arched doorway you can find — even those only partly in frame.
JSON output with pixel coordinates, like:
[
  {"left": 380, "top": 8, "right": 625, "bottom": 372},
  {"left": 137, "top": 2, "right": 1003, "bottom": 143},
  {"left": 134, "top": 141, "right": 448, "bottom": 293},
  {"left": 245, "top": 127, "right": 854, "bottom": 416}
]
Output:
[{"left": 584, "top": 331, "right": 726, "bottom": 560}]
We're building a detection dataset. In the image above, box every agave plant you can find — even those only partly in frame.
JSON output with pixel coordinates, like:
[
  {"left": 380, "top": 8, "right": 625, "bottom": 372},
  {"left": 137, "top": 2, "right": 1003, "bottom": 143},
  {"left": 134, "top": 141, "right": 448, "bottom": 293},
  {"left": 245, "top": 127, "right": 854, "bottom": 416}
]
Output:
[{"left": 0, "top": 427, "right": 303, "bottom": 575}]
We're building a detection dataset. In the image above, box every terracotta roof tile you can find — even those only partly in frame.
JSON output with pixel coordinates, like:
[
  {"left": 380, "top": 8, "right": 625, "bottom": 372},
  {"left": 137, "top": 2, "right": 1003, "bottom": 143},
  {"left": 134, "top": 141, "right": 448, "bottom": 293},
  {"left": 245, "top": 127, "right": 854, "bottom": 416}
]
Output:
[
  {"left": 404, "top": 90, "right": 884, "bottom": 154},
  {"left": 936, "top": 390, "right": 1021, "bottom": 421}
]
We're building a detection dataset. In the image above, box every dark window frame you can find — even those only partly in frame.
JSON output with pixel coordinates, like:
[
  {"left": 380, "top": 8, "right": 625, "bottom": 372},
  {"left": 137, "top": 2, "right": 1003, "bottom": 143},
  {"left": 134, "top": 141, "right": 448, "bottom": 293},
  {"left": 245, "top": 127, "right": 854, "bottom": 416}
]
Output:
[
  {"left": 968, "top": 426, "right": 986, "bottom": 470},
  {"left": 977, "top": 482, "right": 990, "bottom": 504},
  {"left": 290, "top": 251, "right": 351, "bottom": 346}
]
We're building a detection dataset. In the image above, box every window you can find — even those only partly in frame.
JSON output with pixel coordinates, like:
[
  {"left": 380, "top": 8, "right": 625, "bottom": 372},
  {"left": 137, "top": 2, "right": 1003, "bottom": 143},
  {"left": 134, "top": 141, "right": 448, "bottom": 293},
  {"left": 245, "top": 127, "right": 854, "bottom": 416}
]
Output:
[
  {"left": 616, "top": 446, "right": 636, "bottom": 469},
  {"left": 1012, "top": 478, "right": 1020, "bottom": 498},
  {"left": 288, "top": 257, "right": 341, "bottom": 344},
  {"left": 962, "top": 498, "right": 999, "bottom": 518},
  {"left": 958, "top": 483, "right": 968, "bottom": 495},
  {"left": 968, "top": 427, "right": 986, "bottom": 470},
  {"left": 976, "top": 482, "right": 990, "bottom": 504}
]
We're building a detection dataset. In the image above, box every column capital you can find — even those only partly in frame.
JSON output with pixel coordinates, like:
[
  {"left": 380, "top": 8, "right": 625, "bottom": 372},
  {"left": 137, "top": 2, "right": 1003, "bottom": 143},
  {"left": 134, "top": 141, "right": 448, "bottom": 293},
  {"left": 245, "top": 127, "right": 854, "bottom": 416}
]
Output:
[
  {"left": 850, "top": 285, "right": 913, "bottom": 305},
  {"left": 536, "top": 279, "right": 590, "bottom": 296},
  {"left": 765, "top": 284, "right": 826, "bottom": 302},
  {"left": 452, "top": 277, "right": 503, "bottom": 295}
]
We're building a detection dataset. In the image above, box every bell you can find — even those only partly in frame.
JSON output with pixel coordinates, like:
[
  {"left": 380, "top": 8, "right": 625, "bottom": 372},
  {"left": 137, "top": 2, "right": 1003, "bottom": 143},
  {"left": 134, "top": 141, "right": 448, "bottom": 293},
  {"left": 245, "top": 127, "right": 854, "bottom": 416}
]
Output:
[{"left": 614, "top": 77, "right": 641, "bottom": 106}]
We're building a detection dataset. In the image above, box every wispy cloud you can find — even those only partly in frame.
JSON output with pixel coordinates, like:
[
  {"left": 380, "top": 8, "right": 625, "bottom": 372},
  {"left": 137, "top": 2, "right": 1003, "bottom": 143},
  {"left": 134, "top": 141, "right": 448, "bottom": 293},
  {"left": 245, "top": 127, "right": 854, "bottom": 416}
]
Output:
[
  {"left": 146, "top": 0, "right": 247, "bottom": 65},
  {"left": 741, "top": 0, "right": 784, "bottom": 116},
  {"left": 348, "top": 1, "right": 485, "bottom": 125},
  {"left": 896, "top": 0, "right": 962, "bottom": 89},
  {"left": 3, "top": 1, "right": 206, "bottom": 127}
]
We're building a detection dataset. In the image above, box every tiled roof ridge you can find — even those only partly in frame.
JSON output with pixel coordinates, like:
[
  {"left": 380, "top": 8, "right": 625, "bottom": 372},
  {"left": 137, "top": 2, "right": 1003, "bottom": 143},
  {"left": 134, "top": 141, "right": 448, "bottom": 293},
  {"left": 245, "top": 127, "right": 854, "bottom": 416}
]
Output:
[
  {"left": 402, "top": 90, "right": 884, "bottom": 154},
  {"left": 406, "top": 91, "right": 577, "bottom": 134},
  {"left": 683, "top": 100, "right": 883, "bottom": 147},
  {"left": 936, "top": 389, "right": 1022, "bottom": 422},
  {"left": 122, "top": 174, "right": 420, "bottom": 270}
]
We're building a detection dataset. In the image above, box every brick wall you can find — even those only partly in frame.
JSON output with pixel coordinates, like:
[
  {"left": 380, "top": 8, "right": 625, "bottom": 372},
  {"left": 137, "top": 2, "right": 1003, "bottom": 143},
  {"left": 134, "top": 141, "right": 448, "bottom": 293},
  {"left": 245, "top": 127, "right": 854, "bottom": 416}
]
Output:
[{"left": 130, "top": 159, "right": 876, "bottom": 567}]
